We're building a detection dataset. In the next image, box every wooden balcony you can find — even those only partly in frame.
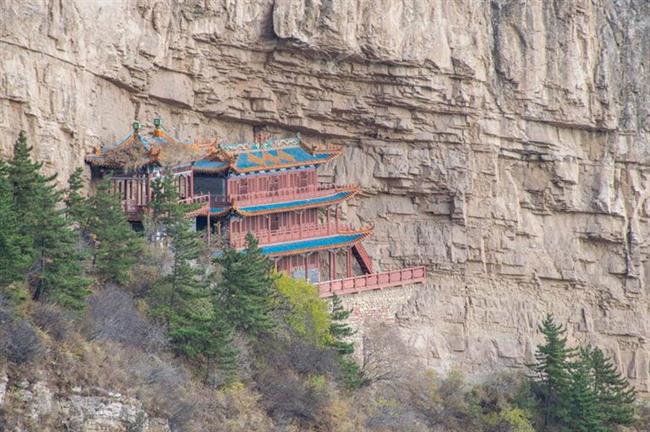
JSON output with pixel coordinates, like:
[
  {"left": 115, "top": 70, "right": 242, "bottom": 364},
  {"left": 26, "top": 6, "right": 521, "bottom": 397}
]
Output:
[
  {"left": 317, "top": 266, "right": 427, "bottom": 298},
  {"left": 231, "top": 183, "right": 344, "bottom": 206},
  {"left": 230, "top": 222, "right": 355, "bottom": 249}
]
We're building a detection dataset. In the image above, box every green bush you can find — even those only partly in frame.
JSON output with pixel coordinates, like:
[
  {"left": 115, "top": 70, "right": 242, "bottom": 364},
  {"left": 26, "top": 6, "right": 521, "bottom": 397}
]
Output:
[{"left": 275, "top": 274, "right": 331, "bottom": 346}]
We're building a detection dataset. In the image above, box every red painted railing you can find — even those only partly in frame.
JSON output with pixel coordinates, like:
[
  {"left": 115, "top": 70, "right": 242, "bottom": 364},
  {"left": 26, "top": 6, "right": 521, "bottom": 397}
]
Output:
[
  {"left": 317, "top": 266, "right": 427, "bottom": 298},
  {"left": 230, "top": 222, "right": 355, "bottom": 248},
  {"left": 179, "top": 194, "right": 209, "bottom": 206}
]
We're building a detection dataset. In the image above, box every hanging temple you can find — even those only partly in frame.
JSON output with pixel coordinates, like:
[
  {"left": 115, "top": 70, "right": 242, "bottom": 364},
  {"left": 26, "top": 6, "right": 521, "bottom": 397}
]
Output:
[{"left": 85, "top": 119, "right": 426, "bottom": 298}]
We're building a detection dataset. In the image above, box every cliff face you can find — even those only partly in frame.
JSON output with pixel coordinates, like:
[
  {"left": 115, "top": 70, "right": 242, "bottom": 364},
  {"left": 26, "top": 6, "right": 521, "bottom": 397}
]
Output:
[{"left": 1, "top": 0, "right": 649, "bottom": 388}]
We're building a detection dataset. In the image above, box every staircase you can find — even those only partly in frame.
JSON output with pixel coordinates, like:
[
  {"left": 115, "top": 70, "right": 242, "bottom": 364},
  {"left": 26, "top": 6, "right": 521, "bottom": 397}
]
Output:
[{"left": 352, "top": 243, "right": 373, "bottom": 274}]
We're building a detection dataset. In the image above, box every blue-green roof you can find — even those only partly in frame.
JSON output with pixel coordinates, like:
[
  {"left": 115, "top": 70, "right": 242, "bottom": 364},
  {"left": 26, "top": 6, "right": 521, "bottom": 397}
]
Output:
[
  {"left": 235, "top": 189, "right": 356, "bottom": 215},
  {"left": 258, "top": 233, "right": 366, "bottom": 256}
]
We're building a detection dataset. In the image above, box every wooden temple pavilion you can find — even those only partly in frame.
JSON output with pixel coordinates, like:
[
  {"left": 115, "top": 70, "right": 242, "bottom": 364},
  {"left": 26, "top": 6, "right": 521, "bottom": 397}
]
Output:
[{"left": 86, "top": 119, "right": 426, "bottom": 297}]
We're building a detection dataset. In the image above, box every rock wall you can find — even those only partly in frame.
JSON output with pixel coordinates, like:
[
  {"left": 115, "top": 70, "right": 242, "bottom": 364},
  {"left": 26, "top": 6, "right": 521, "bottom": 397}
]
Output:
[
  {"left": 1, "top": 0, "right": 649, "bottom": 388},
  {"left": 0, "top": 365, "right": 170, "bottom": 431}
]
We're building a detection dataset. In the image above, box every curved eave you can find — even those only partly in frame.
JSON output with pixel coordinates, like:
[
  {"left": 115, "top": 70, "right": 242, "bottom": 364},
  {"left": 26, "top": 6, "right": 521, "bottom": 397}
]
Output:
[
  {"left": 192, "top": 160, "right": 230, "bottom": 174},
  {"left": 232, "top": 187, "right": 359, "bottom": 216},
  {"left": 257, "top": 229, "right": 372, "bottom": 257},
  {"left": 229, "top": 150, "right": 342, "bottom": 174},
  {"left": 189, "top": 206, "right": 231, "bottom": 217}
]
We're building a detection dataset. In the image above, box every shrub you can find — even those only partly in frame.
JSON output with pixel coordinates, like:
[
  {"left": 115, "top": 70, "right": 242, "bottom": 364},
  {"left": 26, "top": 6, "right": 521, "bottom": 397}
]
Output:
[
  {"left": 275, "top": 274, "right": 331, "bottom": 345},
  {"left": 85, "top": 285, "right": 166, "bottom": 351},
  {"left": 255, "top": 333, "right": 340, "bottom": 378},
  {"left": 256, "top": 368, "right": 329, "bottom": 427},
  {"left": 31, "top": 303, "right": 70, "bottom": 341},
  {"left": 0, "top": 319, "right": 42, "bottom": 364}
]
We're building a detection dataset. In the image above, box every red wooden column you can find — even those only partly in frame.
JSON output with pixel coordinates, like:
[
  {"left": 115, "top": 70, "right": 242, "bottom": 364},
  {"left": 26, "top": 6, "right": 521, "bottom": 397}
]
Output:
[
  {"left": 326, "top": 207, "right": 330, "bottom": 234},
  {"left": 207, "top": 192, "right": 211, "bottom": 245},
  {"left": 346, "top": 247, "right": 352, "bottom": 277},
  {"left": 329, "top": 250, "right": 336, "bottom": 280},
  {"left": 335, "top": 205, "right": 340, "bottom": 231},
  {"left": 304, "top": 254, "right": 309, "bottom": 280},
  {"left": 267, "top": 215, "right": 271, "bottom": 243}
]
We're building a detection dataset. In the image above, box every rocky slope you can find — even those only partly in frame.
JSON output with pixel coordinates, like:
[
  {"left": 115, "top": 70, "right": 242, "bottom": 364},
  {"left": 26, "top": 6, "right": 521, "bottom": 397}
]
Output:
[{"left": 1, "top": 0, "right": 649, "bottom": 389}]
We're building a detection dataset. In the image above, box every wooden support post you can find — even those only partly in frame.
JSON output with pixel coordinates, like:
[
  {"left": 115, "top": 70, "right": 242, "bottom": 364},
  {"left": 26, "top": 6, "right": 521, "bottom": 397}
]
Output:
[
  {"left": 335, "top": 206, "right": 340, "bottom": 231},
  {"left": 329, "top": 251, "right": 336, "bottom": 280},
  {"left": 189, "top": 172, "right": 194, "bottom": 198},
  {"left": 326, "top": 207, "right": 330, "bottom": 234},
  {"left": 207, "top": 192, "right": 211, "bottom": 246},
  {"left": 346, "top": 247, "right": 352, "bottom": 278},
  {"left": 304, "top": 254, "right": 309, "bottom": 281}
]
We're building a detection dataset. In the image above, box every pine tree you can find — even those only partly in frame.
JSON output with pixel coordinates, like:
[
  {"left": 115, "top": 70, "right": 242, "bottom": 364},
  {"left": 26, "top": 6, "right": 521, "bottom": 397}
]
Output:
[
  {"left": 86, "top": 177, "right": 143, "bottom": 284},
  {"left": 208, "top": 301, "right": 239, "bottom": 384},
  {"left": 7, "top": 132, "right": 90, "bottom": 310},
  {"left": 65, "top": 167, "right": 89, "bottom": 228},
  {"left": 328, "top": 294, "right": 355, "bottom": 356},
  {"left": 0, "top": 160, "right": 28, "bottom": 288},
  {"left": 146, "top": 175, "right": 238, "bottom": 381},
  {"left": 531, "top": 314, "right": 574, "bottom": 428},
  {"left": 589, "top": 346, "right": 636, "bottom": 427},
  {"left": 565, "top": 348, "right": 605, "bottom": 432},
  {"left": 147, "top": 176, "right": 205, "bottom": 326},
  {"left": 7, "top": 131, "right": 45, "bottom": 261},
  {"left": 327, "top": 294, "right": 365, "bottom": 388},
  {"left": 215, "top": 233, "right": 276, "bottom": 336}
]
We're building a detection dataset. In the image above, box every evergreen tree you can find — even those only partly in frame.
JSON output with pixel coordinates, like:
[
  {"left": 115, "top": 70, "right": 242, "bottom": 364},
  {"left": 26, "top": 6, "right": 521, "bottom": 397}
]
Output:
[
  {"left": 86, "top": 177, "right": 143, "bottom": 284},
  {"left": 147, "top": 175, "right": 238, "bottom": 381},
  {"left": 7, "top": 132, "right": 90, "bottom": 310},
  {"left": 328, "top": 294, "right": 355, "bottom": 355},
  {"left": 530, "top": 314, "right": 574, "bottom": 428},
  {"left": 589, "top": 346, "right": 636, "bottom": 427},
  {"left": 0, "top": 160, "right": 28, "bottom": 287},
  {"left": 7, "top": 131, "right": 45, "bottom": 261},
  {"left": 565, "top": 348, "right": 605, "bottom": 432},
  {"left": 215, "top": 233, "right": 276, "bottom": 336},
  {"left": 208, "top": 301, "right": 239, "bottom": 384},
  {"left": 147, "top": 175, "right": 205, "bottom": 328},
  {"left": 65, "top": 167, "right": 88, "bottom": 228},
  {"left": 327, "top": 294, "right": 365, "bottom": 388}
]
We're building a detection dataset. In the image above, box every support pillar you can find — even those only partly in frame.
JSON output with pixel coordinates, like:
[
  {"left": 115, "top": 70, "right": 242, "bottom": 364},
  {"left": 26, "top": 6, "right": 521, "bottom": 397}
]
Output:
[
  {"left": 335, "top": 206, "right": 340, "bottom": 231},
  {"left": 207, "top": 193, "right": 211, "bottom": 246},
  {"left": 346, "top": 247, "right": 352, "bottom": 278},
  {"left": 329, "top": 251, "right": 336, "bottom": 280},
  {"left": 304, "top": 254, "right": 309, "bottom": 281},
  {"left": 326, "top": 207, "right": 330, "bottom": 234}
]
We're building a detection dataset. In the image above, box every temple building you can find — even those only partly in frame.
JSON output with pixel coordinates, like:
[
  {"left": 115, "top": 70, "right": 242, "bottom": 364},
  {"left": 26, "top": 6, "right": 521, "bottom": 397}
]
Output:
[{"left": 86, "top": 120, "right": 426, "bottom": 297}]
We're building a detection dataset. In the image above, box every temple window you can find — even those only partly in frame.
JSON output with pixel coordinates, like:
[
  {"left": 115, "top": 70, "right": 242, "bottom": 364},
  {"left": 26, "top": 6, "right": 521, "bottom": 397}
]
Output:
[
  {"left": 270, "top": 175, "right": 279, "bottom": 191},
  {"left": 270, "top": 214, "right": 280, "bottom": 231},
  {"left": 238, "top": 178, "right": 249, "bottom": 195},
  {"left": 298, "top": 171, "right": 309, "bottom": 188}
]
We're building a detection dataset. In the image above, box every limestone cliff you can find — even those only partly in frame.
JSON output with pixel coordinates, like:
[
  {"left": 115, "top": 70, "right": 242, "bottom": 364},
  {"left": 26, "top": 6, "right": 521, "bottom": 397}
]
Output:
[{"left": 1, "top": 0, "right": 649, "bottom": 389}]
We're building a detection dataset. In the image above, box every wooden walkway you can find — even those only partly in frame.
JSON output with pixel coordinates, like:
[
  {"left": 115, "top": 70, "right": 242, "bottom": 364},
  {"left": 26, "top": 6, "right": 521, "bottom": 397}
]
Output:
[{"left": 318, "top": 266, "right": 426, "bottom": 298}]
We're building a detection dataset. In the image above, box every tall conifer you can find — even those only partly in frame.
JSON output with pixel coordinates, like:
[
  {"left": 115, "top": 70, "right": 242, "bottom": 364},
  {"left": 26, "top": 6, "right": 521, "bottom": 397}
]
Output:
[
  {"left": 215, "top": 233, "right": 276, "bottom": 336},
  {"left": 7, "top": 132, "right": 90, "bottom": 310},
  {"left": 86, "top": 177, "right": 143, "bottom": 284},
  {"left": 65, "top": 167, "right": 88, "bottom": 228},
  {"left": 589, "top": 346, "right": 636, "bottom": 427},
  {"left": 328, "top": 294, "right": 355, "bottom": 356},
  {"left": 0, "top": 160, "right": 28, "bottom": 287},
  {"left": 566, "top": 348, "right": 605, "bottom": 432},
  {"left": 531, "top": 314, "right": 574, "bottom": 428}
]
